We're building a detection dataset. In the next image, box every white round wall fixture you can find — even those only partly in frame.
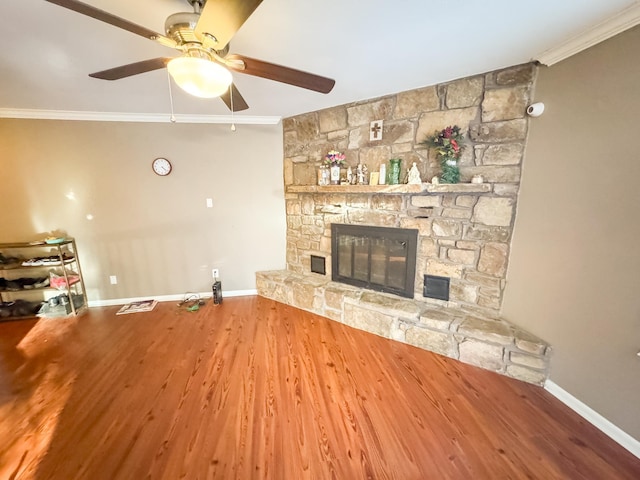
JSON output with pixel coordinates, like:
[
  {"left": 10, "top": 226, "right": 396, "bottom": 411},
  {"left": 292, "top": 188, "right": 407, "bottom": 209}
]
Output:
[{"left": 527, "top": 102, "right": 545, "bottom": 117}]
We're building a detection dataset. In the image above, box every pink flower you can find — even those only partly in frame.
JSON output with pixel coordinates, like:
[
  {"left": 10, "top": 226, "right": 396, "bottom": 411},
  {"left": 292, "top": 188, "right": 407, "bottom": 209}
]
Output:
[{"left": 325, "top": 150, "right": 346, "bottom": 165}]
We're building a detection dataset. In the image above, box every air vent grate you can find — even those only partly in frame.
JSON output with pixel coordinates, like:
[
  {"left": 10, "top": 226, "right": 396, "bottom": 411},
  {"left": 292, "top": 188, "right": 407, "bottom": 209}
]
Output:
[
  {"left": 423, "top": 274, "right": 450, "bottom": 301},
  {"left": 310, "top": 255, "right": 326, "bottom": 275}
]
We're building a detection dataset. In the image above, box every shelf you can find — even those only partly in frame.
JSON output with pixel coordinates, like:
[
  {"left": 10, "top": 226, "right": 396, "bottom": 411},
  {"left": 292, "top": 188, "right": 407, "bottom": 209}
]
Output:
[
  {"left": 0, "top": 240, "right": 72, "bottom": 249},
  {"left": 286, "top": 183, "right": 493, "bottom": 195},
  {"left": 0, "top": 314, "right": 39, "bottom": 323},
  {"left": 1, "top": 258, "right": 76, "bottom": 270},
  {"left": 287, "top": 184, "right": 427, "bottom": 194},
  {"left": 0, "top": 278, "right": 81, "bottom": 294},
  {"left": 36, "top": 299, "right": 87, "bottom": 319},
  {"left": 0, "top": 299, "right": 42, "bottom": 321},
  {"left": 1, "top": 287, "right": 51, "bottom": 293}
]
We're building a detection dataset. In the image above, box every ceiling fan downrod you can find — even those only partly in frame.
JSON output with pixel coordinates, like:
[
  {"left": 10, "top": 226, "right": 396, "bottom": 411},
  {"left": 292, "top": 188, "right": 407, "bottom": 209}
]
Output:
[{"left": 188, "top": 0, "right": 205, "bottom": 14}]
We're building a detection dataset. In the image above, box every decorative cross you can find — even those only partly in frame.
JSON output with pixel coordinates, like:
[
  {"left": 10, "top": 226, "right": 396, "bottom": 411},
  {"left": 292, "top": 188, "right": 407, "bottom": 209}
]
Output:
[{"left": 369, "top": 120, "right": 383, "bottom": 141}]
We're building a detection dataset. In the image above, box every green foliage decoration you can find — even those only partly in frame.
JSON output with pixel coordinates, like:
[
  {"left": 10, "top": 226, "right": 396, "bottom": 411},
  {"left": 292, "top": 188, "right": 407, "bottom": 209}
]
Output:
[{"left": 422, "top": 125, "right": 466, "bottom": 184}]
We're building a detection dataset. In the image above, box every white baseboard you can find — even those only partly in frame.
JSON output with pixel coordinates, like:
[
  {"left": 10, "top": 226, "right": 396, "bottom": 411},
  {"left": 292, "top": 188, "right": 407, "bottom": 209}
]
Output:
[
  {"left": 545, "top": 380, "right": 640, "bottom": 458},
  {"left": 87, "top": 289, "right": 257, "bottom": 307}
]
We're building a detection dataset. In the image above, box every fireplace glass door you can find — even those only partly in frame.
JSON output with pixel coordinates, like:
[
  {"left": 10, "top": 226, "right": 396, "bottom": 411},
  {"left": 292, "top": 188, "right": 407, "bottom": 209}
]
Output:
[{"left": 332, "top": 224, "right": 417, "bottom": 298}]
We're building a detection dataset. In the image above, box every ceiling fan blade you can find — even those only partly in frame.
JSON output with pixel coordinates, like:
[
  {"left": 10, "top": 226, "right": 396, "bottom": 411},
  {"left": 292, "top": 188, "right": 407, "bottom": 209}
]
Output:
[
  {"left": 227, "top": 54, "right": 335, "bottom": 94},
  {"left": 44, "top": 0, "right": 177, "bottom": 48},
  {"left": 220, "top": 83, "right": 249, "bottom": 112},
  {"left": 195, "top": 0, "right": 263, "bottom": 50},
  {"left": 89, "top": 58, "right": 172, "bottom": 80}
]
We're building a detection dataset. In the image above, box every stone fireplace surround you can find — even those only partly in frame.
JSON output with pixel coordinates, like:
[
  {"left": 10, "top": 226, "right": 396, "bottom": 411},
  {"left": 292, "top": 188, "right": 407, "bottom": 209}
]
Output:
[{"left": 257, "top": 63, "right": 551, "bottom": 385}]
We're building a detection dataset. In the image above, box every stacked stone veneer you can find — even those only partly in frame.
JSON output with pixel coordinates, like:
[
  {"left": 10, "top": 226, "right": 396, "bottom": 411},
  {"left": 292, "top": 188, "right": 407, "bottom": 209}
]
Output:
[
  {"left": 257, "top": 271, "right": 551, "bottom": 385},
  {"left": 256, "top": 62, "right": 552, "bottom": 384},
  {"left": 283, "top": 62, "right": 537, "bottom": 311}
]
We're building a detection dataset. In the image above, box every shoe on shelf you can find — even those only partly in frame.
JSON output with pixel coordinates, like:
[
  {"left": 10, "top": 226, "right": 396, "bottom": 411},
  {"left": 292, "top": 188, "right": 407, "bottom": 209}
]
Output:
[
  {"left": 5, "top": 280, "right": 22, "bottom": 291},
  {"left": 22, "top": 258, "right": 44, "bottom": 267},
  {"left": 0, "top": 254, "right": 21, "bottom": 265},
  {"left": 33, "top": 277, "right": 50, "bottom": 288}
]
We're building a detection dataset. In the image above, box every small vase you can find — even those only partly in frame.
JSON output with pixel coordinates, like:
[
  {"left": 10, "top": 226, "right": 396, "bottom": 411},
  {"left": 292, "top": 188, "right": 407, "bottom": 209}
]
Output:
[
  {"left": 388, "top": 158, "right": 401, "bottom": 185},
  {"left": 330, "top": 164, "right": 341, "bottom": 185},
  {"left": 440, "top": 157, "right": 460, "bottom": 184}
]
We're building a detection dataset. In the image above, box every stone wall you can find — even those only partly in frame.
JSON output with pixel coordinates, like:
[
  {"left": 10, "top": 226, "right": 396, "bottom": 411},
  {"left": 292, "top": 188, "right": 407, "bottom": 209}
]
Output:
[{"left": 283, "top": 63, "right": 537, "bottom": 314}]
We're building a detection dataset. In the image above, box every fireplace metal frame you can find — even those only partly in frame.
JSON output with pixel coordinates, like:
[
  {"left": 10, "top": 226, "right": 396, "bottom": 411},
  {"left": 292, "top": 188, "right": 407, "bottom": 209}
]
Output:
[{"left": 331, "top": 224, "right": 418, "bottom": 298}]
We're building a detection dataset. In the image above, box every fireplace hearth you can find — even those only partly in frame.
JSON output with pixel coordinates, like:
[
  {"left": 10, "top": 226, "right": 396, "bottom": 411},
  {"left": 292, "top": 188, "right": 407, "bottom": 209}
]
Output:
[{"left": 331, "top": 224, "right": 418, "bottom": 298}]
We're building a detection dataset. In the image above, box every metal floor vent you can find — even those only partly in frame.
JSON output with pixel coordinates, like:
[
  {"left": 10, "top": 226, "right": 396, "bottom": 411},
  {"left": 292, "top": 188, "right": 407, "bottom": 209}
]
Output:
[
  {"left": 423, "top": 274, "right": 450, "bottom": 301},
  {"left": 310, "top": 255, "right": 326, "bottom": 275}
]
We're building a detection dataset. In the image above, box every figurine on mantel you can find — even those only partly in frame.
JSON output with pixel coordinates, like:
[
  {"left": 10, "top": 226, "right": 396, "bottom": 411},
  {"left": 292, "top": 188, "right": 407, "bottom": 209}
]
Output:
[
  {"left": 407, "top": 162, "right": 422, "bottom": 184},
  {"left": 356, "top": 163, "right": 368, "bottom": 185}
]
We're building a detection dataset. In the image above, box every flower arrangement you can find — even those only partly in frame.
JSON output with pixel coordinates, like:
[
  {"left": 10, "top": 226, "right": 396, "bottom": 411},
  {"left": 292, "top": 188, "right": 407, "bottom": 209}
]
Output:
[
  {"left": 324, "top": 150, "right": 346, "bottom": 166},
  {"left": 423, "top": 125, "right": 466, "bottom": 184}
]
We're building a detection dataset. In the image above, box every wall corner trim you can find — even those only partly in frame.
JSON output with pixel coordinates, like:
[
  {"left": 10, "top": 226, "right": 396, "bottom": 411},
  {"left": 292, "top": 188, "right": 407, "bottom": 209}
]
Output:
[
  {"left": 545, "top": 380, "right": 640, "bottom": 459},
  {"left": 0, "top": 109, "right": 281, "bottom": 125},
  {"left": 535, "top": 3, "right": 640, "bottom": 66}
]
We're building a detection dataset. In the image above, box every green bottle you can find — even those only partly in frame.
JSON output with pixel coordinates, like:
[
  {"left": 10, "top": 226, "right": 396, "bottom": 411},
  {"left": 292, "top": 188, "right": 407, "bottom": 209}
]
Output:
[{"left": 388, "top": 158, "right": 401, "bottom": 185}]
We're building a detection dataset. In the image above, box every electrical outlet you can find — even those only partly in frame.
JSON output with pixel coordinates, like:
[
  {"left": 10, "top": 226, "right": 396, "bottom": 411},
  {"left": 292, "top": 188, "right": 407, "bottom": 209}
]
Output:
[
  {"left": 212, "top": 269, "right": 219, "bottom": 278},
  {"left": 206, "top": 198, "right": 213, "bottom": 208},
  {"left": 109, "top": 275, "right": 117, "bottom": 285}
]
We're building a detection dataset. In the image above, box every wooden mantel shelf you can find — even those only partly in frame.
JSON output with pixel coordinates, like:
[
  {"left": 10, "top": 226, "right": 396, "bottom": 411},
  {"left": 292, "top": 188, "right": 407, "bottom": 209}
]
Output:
[{"left": 286, "top": 183, "right": 492, "bottom": 195}]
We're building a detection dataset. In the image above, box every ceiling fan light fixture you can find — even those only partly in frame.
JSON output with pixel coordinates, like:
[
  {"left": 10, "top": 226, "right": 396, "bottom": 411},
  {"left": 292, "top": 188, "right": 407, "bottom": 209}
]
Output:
[{"left": 167, "top": 57, "right": 232, "bottom": 98}]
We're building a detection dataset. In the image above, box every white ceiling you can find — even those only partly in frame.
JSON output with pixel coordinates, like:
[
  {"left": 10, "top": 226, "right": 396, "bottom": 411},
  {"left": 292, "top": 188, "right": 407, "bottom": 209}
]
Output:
[{"left": 0, "top": 0, "right": 637, "bottom": 121}]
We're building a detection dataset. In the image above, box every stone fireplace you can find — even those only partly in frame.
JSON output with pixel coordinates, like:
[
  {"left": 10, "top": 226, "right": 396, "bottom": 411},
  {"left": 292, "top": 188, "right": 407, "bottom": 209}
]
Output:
[{"left": 257, "top": 62, "right": 551, "bottom": 385}]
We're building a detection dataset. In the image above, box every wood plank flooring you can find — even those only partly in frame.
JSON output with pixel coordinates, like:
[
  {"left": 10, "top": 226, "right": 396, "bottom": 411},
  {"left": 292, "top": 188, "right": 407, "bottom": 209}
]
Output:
[{"left": 0, "top": 295, "right": 638, "bottom": 479}]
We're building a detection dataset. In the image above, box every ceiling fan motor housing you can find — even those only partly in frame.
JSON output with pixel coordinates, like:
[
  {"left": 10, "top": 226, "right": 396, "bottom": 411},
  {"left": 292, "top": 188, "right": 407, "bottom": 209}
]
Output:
[
  {"left": 164, "top": 11, "right": 228, "bottom": 57},
  {"left": 165, "top": 12, "right": 200, "bottom": 44}
]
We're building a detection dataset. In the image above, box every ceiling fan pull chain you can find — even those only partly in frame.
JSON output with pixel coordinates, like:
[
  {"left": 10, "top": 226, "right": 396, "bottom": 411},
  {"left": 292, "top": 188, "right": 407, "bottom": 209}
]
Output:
[
  {"left": 167, "top": 69, "right": 177, "bottom": 123},
  {"left": 230, "top": 86, "right": 236, "bottom": 131}
]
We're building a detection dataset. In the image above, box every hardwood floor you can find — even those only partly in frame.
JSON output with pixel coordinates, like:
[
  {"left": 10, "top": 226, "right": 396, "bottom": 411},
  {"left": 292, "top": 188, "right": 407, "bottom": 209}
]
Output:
[{"left": 0, "top": 296, "right": 638, "bottom": 479}]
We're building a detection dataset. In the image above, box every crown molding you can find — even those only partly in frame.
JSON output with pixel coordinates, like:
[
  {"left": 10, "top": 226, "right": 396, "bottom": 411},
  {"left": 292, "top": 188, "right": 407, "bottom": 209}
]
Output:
[
  {"left": 0, "top": 109, "right": 281, "bottom": 125},
  {"left": 535, "top": 2, "right": 640, "bottom": 66}
]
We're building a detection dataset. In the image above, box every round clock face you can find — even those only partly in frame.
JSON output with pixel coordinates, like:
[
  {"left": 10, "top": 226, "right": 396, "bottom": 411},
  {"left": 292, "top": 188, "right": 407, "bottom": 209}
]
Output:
[{"left": 152, "top": 158, "right": 172, "bottom": 176}]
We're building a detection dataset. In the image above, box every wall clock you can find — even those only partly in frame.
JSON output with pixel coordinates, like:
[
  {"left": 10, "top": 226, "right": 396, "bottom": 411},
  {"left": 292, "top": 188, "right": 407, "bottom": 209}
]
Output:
[{"left": 152, "top": 157, "right": 172, "bottom": 176}]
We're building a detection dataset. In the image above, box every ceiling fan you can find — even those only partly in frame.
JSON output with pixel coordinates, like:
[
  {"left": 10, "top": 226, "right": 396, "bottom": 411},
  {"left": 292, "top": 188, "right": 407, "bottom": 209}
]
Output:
[{"left": 44, "top": 0, "right": 336, "bottom": 111}]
